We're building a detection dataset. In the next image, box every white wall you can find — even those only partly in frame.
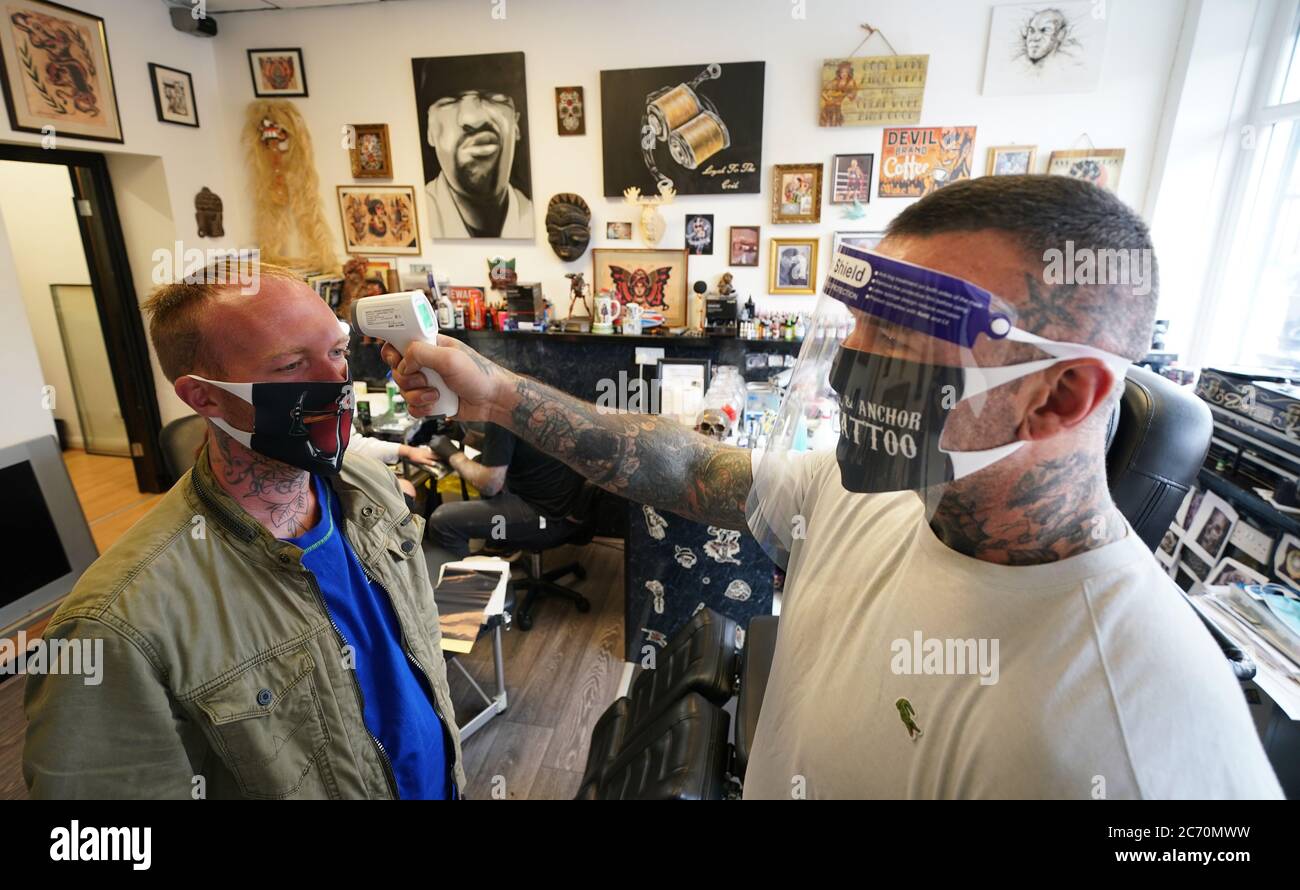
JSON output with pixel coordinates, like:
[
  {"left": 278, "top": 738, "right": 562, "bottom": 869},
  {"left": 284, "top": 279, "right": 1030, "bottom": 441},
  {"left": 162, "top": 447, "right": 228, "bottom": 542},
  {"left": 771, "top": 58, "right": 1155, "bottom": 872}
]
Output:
[
  {"left": 0, "top": 161, "right": 91, "bottom": 444},
  {"left": 210, "top": 0, "right": 1189, "bottom": 317},
  {"left": 0, "top": 0, "right": 242, "bottom": 431}
]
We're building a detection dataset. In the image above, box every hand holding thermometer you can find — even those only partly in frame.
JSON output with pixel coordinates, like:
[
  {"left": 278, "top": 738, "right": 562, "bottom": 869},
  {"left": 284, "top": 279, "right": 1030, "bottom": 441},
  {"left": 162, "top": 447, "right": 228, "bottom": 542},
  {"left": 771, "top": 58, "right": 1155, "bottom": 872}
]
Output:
[{"left": 351, "top": 291, "right": 459, "bottom": 417}]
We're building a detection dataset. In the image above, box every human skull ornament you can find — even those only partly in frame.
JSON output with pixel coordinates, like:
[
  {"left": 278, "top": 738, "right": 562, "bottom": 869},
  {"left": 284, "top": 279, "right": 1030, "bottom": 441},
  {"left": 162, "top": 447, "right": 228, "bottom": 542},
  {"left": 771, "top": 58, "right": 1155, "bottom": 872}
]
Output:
[{"left": 546, "top": 193, "right": 591, "bottom": 261}]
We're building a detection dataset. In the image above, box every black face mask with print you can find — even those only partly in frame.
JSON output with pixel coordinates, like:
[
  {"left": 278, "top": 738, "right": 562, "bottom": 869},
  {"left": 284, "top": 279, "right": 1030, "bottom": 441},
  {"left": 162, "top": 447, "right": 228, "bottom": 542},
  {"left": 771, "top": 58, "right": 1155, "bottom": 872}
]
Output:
[
  {"left": 199, "top": 376, "right": 355, "bottom": 477},
  {"left": 828, "top": 347, "right": 966, "bottom": 494}
]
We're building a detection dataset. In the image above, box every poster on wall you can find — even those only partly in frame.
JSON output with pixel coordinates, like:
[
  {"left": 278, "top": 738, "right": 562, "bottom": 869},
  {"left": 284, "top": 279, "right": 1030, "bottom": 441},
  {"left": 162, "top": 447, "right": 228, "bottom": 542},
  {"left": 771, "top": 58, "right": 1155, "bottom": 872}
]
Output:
[
  {"left": 1047, "top": 148, "right": 1124, "bottom": 193},
  {"left": 411, "top": 51, "right": 534, "bottom": 240},
  {"left": 336, "top": 186, "right": 421, "bottom": 255},
  {"left": 982, "top": 2, "right": 1108, "bottom": 96},
  {"left": 0, "top": 0, "right": 123, "bottom": 143},
  {"left": 600, "top": 61, "right": 765, "bottom": 197},
  {"left": 878, "top": 126, "right": 976, "bottom": 198},
  {"left": 818, "top": 55, "right": 928, "bottom": 127}
]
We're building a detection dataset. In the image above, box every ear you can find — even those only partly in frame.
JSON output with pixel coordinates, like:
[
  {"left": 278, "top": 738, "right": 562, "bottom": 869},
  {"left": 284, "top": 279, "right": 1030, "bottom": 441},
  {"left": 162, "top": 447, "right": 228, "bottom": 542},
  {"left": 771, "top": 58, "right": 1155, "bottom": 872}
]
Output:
[
  {"left": 174, "top": 377, "right": 225, "bottom": 419},
  {"left": 1020, "top": 359, "right": 1114, "bottom": 441}
]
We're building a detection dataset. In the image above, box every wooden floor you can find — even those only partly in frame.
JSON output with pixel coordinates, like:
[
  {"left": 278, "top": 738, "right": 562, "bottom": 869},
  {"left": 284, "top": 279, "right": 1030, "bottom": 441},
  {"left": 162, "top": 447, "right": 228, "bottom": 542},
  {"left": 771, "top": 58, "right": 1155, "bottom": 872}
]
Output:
[
  {"left": 61, "top": 448, "right": 164, "bottom": 554},
  {"left": 448, "top": 541, "right": 625, "bottom": 800},
  {"left": 0, "top": 449, "right": 625, "bottom": 800}
]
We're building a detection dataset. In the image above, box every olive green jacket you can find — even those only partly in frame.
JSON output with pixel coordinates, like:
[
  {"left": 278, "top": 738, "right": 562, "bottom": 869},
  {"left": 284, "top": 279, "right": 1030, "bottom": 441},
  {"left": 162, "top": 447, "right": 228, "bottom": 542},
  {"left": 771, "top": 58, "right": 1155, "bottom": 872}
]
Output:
[{"left": 23, "top": 442, "right": 465, "bottom": 799}]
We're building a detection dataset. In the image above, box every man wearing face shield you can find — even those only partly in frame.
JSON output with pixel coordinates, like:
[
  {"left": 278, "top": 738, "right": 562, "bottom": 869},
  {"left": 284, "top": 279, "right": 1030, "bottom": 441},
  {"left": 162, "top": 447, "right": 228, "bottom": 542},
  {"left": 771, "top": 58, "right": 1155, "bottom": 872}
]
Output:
[
  {"left": 384, "top": 176, "right": 1281, "bottom": 799},
  {"left": 23, "top": 260, "right": 464, "bottom": 799}
]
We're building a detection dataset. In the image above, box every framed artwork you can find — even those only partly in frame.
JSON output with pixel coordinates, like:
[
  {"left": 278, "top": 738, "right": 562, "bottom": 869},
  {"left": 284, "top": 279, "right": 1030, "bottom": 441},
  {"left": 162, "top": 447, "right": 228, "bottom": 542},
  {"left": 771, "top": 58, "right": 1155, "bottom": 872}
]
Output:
[
  {"left": 819, "top": 55, "right": 928, "bottom": 127},
  {"left": 336, "top": 185, "right": 421, "bottom": 255},
  {"left": 685, "top": 213, "right": 713, "bottom": 255},
  {"left": 0, "top": 0, "right": 123, "bottom": 143},
  {"left": 592, "top": 247, "right": 689, "bottom": 327},
  {"left": 832, "top": 230, "right": 884, "bottom": 259},
  {"left": 606, "top": 221, "right": 633, "bottom": 239},
  {"left": 656, "top": 356, "right": 711, "bottom": 421},
  {"left": 412, "top": 52, "right": 533, "bottom": 239},
  {"left": 879, "top": 126, "right": 976, "bottom": 197},
  {"left": 729, "top": 225, "right": 759, "bottom": 266},
  {"left": 148, "top": 63, "right": 197, "bottom": 128},
  {"left": 770, "top": 238, "right": 818, "bottom": 295},
  {"left": 986, "top": 144, "right": 1037, "bottom": 175},
  {"left": 247, "top": 47, "right": 307, "bottom": 97},
  {"left": 830, "top": 153, "right": 873, "bottom": 204},
  {"left": 1047, "top": 148, "right": 1124, "bottom": 193},
  {"left": 600, "top": 61, "right": 765, "bottom": 196},
  {"left": 348, "top": 123, "right": 393, "bottom": 179},
  {"left": 772, "top": 164, "right": 822, "bottom": 223},
  {"left": 982, "top": 2, "right": 1108, "bottom": 96},
  {"left": 555, "top": 85, "right": 584, "bottom": 135}
]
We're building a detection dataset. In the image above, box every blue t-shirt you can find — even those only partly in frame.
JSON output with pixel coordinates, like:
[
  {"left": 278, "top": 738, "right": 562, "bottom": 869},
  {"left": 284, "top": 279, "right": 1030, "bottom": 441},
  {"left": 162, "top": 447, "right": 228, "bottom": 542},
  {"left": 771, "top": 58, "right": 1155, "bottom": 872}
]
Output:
[{"left": 286, "top": 474, "right": 451, "bottom": 799}]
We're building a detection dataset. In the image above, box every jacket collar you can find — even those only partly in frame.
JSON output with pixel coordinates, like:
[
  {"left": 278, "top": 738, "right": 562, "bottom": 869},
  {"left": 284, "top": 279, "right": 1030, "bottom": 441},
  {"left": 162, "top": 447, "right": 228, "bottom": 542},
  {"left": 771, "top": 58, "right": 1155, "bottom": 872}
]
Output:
[{"left": 189, "top": 439, "right": 389, "bottom": 564}]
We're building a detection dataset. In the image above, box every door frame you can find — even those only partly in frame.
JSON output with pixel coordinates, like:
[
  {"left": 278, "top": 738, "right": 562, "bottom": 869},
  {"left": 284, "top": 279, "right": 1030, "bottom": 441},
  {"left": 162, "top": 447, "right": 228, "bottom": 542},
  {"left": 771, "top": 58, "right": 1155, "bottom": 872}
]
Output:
[{"left": 0, "top": 143, "right": 169, "bottom": 493}]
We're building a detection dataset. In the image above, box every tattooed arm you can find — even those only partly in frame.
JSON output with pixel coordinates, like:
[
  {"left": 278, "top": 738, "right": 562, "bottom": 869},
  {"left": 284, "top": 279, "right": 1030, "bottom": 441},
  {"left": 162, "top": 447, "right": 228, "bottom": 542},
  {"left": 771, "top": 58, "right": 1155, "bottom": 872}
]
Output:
[{"left": 381, "top": 336, "right": 752, "bottom": 528}]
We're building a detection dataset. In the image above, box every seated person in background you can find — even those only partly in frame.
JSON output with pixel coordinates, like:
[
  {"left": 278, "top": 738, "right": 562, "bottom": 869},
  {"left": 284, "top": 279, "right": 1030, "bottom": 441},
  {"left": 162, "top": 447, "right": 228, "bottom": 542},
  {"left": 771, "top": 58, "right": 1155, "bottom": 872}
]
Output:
[
  {"left": 426, "top": 421, "right": 587, "bottom": 558},
  {"left": 346, "top": 421, "right": 437, "bottom": 505}
]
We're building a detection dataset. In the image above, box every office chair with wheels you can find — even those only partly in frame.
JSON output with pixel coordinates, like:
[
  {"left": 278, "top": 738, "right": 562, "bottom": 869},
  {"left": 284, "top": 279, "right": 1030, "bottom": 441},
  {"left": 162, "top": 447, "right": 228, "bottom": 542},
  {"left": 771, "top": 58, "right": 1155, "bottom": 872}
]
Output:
[{"left": 512, "top": 483, "right": 631, "bottom": 630}]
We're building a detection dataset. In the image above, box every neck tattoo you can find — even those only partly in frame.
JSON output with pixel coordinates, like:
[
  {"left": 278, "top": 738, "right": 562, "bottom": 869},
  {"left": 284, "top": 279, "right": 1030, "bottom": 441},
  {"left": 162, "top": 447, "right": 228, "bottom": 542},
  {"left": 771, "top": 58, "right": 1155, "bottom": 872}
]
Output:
[
  {"left": 928, "top": 452, "right": 1126, "bottom": 566},
  {"left": 210, "top": 429, "right": 317, "bottom": 538}
]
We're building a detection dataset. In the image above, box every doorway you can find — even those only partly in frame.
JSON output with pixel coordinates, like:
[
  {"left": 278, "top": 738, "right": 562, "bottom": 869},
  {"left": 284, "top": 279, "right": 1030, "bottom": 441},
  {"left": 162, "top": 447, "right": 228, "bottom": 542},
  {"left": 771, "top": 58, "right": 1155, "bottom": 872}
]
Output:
[{"left": 0, "top": 144, "right": 169, "bottom": 494}]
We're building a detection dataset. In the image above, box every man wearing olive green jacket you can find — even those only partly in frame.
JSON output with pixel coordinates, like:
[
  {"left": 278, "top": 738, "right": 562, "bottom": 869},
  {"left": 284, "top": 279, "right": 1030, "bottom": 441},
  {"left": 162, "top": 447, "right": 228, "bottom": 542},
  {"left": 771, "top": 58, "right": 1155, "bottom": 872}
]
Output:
[{"left": 23, "top": 262, "right": 465, "bottom": 799}]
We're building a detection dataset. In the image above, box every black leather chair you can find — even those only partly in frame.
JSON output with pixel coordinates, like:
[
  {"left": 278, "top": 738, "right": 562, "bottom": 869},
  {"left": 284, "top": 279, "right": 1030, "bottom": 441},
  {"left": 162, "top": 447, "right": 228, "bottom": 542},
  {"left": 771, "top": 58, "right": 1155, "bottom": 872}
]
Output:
[
  {"left": 158, "top": 414, "right": 208, "bottom": 482},
  {"left": 1105, "top": 364, "right": 1212, "bottom": 549}
]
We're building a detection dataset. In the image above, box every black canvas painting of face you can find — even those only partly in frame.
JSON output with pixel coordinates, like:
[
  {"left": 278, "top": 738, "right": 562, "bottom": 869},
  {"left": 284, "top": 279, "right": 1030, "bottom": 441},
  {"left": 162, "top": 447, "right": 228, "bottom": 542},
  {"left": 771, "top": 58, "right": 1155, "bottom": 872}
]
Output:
[
  {"left": 412, "top": 51, "right": 534, "bottom": 239},
  {"left": 600, "top": 61, "right": 765, "bottom": 197}
]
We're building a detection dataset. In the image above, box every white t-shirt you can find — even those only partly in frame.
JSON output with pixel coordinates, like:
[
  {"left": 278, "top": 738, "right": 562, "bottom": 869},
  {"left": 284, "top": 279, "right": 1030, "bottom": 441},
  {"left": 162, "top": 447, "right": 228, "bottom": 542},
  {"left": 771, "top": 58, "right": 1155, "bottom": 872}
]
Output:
[{"left": 743, "top": 451, "right": 1283, "bottom": 799}]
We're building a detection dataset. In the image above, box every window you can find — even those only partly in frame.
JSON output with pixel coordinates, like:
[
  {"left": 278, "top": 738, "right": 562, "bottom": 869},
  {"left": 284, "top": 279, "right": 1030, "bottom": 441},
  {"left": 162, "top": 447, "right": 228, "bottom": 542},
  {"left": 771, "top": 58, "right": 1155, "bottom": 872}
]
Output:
[{"left": 1213, "top": 1, "right": 1300, "bottom": 372}]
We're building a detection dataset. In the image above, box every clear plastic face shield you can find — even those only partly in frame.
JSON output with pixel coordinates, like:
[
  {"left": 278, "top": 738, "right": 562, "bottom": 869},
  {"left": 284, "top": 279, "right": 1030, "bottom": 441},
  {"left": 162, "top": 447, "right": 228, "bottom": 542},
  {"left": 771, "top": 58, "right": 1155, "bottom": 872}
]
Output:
[{"left": 745, "top": 244, "right": 1131, "bottom": 568}]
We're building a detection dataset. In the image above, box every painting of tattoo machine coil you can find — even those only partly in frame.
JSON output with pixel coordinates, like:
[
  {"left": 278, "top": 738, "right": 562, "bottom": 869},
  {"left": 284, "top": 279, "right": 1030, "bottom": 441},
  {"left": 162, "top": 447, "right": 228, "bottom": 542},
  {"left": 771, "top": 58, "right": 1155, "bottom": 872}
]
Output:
[
  {"left": 644, "top": 68, "right": 731, "bottom": 173},
  {"left": 351, "top": 291, "right": 459, "bottom": 417}
]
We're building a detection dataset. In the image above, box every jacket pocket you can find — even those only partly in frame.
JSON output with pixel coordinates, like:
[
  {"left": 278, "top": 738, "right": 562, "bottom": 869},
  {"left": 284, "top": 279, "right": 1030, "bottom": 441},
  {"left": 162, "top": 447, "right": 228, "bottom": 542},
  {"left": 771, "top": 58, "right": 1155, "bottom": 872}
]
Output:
[{"left": 196, "top": 647, "right": 335, "bottom": 799}]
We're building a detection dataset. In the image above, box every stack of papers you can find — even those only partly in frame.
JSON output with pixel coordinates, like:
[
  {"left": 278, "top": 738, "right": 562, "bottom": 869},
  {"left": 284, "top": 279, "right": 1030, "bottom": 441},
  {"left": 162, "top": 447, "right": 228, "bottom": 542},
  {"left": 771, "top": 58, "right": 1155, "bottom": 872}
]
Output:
[{"left": 1190, "top": 584, "right": 1300, "bottom": 718}]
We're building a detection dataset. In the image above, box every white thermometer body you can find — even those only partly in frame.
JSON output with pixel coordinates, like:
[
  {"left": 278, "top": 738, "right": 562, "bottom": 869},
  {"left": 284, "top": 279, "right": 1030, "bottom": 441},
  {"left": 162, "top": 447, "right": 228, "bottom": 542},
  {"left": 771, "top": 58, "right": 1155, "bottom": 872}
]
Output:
[{"left": 351, "top": 291, "right": 460, "bottom": 417}]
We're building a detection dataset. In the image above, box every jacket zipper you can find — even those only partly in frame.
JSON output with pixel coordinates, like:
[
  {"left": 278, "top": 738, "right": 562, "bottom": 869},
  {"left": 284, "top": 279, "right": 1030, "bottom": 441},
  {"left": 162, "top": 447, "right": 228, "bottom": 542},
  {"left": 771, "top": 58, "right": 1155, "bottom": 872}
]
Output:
[
  {"left": 304, "top": 573, "right": 401, "bottom": 799},
  {"left": 346, "top": 540, "right": 460, "bottom": 799}
]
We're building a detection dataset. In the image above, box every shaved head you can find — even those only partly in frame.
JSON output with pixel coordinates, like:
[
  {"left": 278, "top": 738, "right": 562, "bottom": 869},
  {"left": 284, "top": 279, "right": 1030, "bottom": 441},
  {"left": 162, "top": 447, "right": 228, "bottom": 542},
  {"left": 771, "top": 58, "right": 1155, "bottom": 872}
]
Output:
[{"left": 883, "top": 175, "right": 1158, "bottom": 361}]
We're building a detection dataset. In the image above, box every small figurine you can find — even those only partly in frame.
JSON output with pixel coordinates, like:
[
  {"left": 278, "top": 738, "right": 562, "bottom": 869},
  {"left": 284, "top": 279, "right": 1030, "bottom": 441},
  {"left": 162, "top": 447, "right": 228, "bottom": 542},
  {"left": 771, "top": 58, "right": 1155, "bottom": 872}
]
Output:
[
  {"left": 717, "top": 272, "right": 736, "bottom": 296},
  {"left": 565, "top": 271, "right": 592, "bottom": 319},
  {"left": 194, "top": 187, "right": 224, "bottom": 238},
  {"left": 487, "top": 256, "right": 517, "bottom": 291}
]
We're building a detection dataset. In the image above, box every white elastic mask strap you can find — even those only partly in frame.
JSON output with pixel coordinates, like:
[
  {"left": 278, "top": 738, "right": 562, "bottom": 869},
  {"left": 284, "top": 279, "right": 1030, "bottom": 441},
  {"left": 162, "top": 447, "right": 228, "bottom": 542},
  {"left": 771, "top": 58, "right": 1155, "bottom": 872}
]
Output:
[
  {"left": 942, "top": 440, "right": 1026, "bottom": 480},
  {"left": 187, "top": 374, "right": 254, "bottom": 447},
  {"left": 962, "top": 328, "right": 1131, "bottom": 401}
]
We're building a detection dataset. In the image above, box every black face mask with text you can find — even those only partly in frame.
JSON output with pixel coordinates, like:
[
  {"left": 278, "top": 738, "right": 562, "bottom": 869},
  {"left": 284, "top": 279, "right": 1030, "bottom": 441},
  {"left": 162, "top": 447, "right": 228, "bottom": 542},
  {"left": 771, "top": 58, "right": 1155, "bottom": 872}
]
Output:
[{"left": 828, "top": 347, "right": 968, "bottom": 493}]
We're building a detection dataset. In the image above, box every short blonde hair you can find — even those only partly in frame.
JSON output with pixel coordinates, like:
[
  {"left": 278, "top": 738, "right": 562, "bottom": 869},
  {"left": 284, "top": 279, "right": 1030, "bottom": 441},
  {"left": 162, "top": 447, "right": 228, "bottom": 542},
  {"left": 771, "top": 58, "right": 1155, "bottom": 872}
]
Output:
[{"left": 143, "top": 259, "right": 306, "bottom": 382}]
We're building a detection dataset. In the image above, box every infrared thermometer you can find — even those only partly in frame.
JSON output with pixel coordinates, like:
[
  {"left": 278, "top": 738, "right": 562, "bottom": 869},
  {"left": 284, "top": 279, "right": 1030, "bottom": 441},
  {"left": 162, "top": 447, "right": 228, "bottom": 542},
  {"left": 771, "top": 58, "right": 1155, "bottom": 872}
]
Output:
[{"left": 351, "top": 291, "right": 459, "bottom": 417}]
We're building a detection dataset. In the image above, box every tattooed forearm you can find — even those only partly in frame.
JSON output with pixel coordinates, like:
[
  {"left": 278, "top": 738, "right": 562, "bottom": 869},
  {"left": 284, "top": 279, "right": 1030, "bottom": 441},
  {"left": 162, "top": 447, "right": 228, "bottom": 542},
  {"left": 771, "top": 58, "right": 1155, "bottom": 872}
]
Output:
[
  {"left": 929, "top": 451, "right": 1126, "bottom": 565},
  {"left": 502, "top": 375, "right": 752, "bottom": 528}
]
